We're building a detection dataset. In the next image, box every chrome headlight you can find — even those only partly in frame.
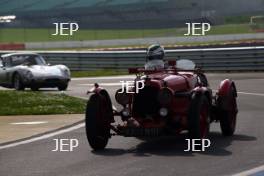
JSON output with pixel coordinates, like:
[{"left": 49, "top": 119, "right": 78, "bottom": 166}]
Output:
[
  {"left": 157, "top": 88, "right": 173, "bottom": 105},
  {"left": 115, "top": 88, "right": 130, "bottom": 105},
  {"left": 61, "top": 68, "right": 71, "bottom": 77}
]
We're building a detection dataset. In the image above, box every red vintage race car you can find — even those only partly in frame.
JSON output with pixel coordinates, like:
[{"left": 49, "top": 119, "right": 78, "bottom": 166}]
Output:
[{"left": 85, "top": 60, "right": 238, "bottom": 151}]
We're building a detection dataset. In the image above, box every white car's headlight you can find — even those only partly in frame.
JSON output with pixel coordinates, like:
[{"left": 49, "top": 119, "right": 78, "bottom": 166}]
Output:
[{"left": 61, "top": 68, "right": 71, "bottom": 77}]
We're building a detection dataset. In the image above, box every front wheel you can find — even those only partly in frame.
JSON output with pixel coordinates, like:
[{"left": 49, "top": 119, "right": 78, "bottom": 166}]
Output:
[
  {"left": 85, "top": 92, "right": 112, "bottom": 151},
  {"left": 58, "top": 83, "right": 68, "bottom": 91},
  {"left": 188, "top": 93, "right": 210, "bottom": 139}
]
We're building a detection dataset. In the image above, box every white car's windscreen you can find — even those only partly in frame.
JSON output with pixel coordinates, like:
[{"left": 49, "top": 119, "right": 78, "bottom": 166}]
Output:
[{"left": 11, "top": 55, "right": 47, "bottom": 66}]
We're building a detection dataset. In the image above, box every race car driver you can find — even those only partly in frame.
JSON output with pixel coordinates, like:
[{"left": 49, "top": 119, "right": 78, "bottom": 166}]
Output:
[{"left": 145, "top": 44, "right": 165, "bottom": 70}]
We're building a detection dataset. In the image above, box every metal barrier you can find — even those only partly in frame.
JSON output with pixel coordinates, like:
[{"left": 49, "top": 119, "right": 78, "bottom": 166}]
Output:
[{"left": 1, "top": 46, "right": 264, "bottom": 71}]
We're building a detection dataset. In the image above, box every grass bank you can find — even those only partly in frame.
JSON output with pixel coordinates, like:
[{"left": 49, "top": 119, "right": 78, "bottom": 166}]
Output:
[
  {"left": 71, "top": 70, "right": 128, "bottom": 77},
  {"left": 0, "top": 24, "right": 256, "bottom": 43},
  {"left": 0, "top": 90, "right": 86, "bottom": 116}
]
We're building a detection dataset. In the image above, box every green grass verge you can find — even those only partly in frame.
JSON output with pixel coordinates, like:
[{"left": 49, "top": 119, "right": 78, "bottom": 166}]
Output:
[
  {"left": 224, "top": 15, "right": 252, "bottom": 24},
  {"left": 40, "top": 38, "right": 263, "bottom": 51},
  {"left": 0, "top": 24, "right": 256, "bottom": 43},
  {"left": 0, "top": 90, "right": 86, "bottom": 116},
  {"left": 71, "top": 70, "right": 128, "bottom": 77}
]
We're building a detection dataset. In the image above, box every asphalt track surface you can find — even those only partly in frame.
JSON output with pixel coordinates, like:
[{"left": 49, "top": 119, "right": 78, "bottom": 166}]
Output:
[{"left": 1, "top": 73, "right": 264, "bottom": 176}]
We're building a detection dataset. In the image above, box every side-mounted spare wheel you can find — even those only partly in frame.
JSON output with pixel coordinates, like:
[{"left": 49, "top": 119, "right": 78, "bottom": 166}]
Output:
[
  {"left": 188, "top": 93, "right": 210, "bottom": 139},
  {"left": 85, "top": 90, "right": 113, "bottom": 151}
]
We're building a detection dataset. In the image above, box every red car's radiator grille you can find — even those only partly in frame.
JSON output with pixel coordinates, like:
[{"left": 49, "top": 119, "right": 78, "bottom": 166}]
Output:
[{"left": 132, "top": 86, "right": 160, "bottom": 118}]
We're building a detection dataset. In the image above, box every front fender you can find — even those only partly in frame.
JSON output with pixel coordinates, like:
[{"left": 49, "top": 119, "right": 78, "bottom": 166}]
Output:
[
  {"left": 216, "top": 79, "right": 237, "bottom": 111},
  {"left": 88, "top": 88, "right": 114, "bottom": 123},
  {"left": 218, "top": 79, "right": 237, "bottom": 97}
]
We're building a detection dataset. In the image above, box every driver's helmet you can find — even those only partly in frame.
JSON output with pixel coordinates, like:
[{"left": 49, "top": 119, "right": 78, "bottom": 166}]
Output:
[{"left": 145, "top": 44, "right": 165, "bottom": 70}]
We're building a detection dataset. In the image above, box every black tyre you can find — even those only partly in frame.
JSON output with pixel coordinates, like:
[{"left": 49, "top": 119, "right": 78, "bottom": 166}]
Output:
[
  {"left": 58, "top": 84, "right": 68, "bottom": 91},
  {"left": 85, "top": 93, "right": 112, "bottom": 151},
  {"left": 188, "top": 93, "right": 210, "bottom": 139},
  {"left": 219, "top": 86, "right": 238, "bottom": 136},
  {"left": 31, "top": 86, "right": 39, "bottom": 91},
  {"left": 99, "top": 89, "right": 114, "bottom": 123},
  {"left": 13, "top": 74, "right": 25, "bottom": 91}
]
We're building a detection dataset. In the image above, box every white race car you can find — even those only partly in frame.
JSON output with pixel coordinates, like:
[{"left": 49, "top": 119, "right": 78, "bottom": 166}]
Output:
[{"left": 0, "top": 52, "right": 71, "bottom": 91}]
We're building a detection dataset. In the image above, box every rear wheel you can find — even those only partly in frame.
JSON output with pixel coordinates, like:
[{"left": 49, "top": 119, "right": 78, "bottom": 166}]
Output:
[
  {"left": 219, "top": 86, "right": 238, "bottom": 136},
  {"left": 13, "top": 74, "right": 25, "bottom": 91},
  {"left": 188, "top": 93, "right": 210, "bottom": 139},
  {"left": 85, "top": 92, "right": 112, "bottom": 151}
]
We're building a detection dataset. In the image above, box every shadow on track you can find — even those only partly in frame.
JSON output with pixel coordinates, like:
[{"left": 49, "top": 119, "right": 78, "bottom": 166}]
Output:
[
  {"left": 23, "top": 89, "right": 59, "bottom": 92},
  {"left": 92, "top": 133, "right": 256, "bottom": 157}
]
